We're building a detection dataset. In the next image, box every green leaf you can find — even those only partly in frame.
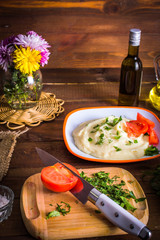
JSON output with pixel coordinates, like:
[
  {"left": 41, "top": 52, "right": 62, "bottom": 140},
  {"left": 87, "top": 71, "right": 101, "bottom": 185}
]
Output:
[
  {"left": 120, "top": 196, "right": 137, "bottom": 212},
  {"left": 91, "top": 124, "right": 100, "bottom": 133},
  {"left": 88, "top": 137, "right": 93, "bottom": 142},
  {"left": 113, "top": 146, "right": 122, "bottom": 151},
  {"left": 114, "top": 135, "right": 121, "bottom": 140},
  {"left": 144, "top": 145, "right": 160, "bottom": 156},
  {"left": 135, "top": 197, "right": 146, "bottom": 203},
  {"left": 46, "top": 210, "right": 60, "bottom": 219},
  {"left": 56, "top": 201, "right": 71, "bottom": 216},
  {"left": 104, "top": 126, "right": 111, "bottom": 130},
  {"left": 81, "top": 170, "right": 145, "bottom": 212},
  {"left": 95, "top": 133, "right": 104, "bottom": 145},
  {"left": 126, "top": 140, "right": 133, "bottom": 145},
  {"left": 106, "top": 116, "right": 122, "bottom": 127}
]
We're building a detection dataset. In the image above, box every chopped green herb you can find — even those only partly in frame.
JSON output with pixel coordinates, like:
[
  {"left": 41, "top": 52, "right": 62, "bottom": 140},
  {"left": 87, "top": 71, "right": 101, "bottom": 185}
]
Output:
[
  {"left": 88, "top": 137, "right": 93, "bottom": 142},
  {"left": 104, "top": 126, "right": 112, "bottom": 131},
  {"left": 144, "top": 145, "right": 160, "bottom": 156},
  {"left": 106, "top": 116, "right": 122, "bottom": 127},
  {"left": 80, "top": 171, "right": 145, "bottom": 212},
  {"left": 114, "top": 146, "right": 122, "bottom": 151},
  {"left": 46, "top": 210, "right": 60, "bottom": 219},
  {"left": 95, "top": 210, "right": 101, "bottom": 214},
  {"left": 56, "top": 201, "right": 71, "bottom": 216},
  {"left": 91, "top": 124, "right": 100, "bottom": 133},
  {"left": 108, "top": 139, "right": 113, "bottom": 144},
  {"left": 120, "top": 196, "right": 136, "bottom": 212},
  {"left": 114, "top": 135, "right": 121, "bottom": 140},
  {"left": 126, "top": 140, "right": 133, "bottom": 145},
  {"left": 93, "top": 124, "right": 100, "bottom": 129},
  {"left": 135, "top": 197, "right": 146, "bottom": 203},
  {"left": 96, "top": 133, "right": 104, "bottom": 145},
  {"left": 134, "top": 139, "right": 138, "bottom": 143},
  {"left": 49, "top": 203, "right": 53, "bottom": 206}
]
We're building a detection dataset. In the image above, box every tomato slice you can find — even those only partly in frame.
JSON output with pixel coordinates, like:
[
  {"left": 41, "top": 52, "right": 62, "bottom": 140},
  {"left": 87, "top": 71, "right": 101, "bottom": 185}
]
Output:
[
  {"left": 148, "top": 128, "right": 159, "bottom": 145},
  {"left": 126, "top": 120, "right": 148, "bottom": 137},
  {"left": 41, "top": 163, "right": 79, "bottom": 192},
  {"left": 125, "top": 124, "right": 140, "bottom": 137},
  {"left": 137, "top": 113, "right": 155, "bottom": 128},
  {"left": 125, "top": 113, "right": 158, "bottom": 145}
]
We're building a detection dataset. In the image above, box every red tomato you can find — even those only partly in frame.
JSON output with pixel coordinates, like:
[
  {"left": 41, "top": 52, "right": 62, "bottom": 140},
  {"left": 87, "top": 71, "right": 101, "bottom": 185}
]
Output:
[
  {"left": 125, "top": 113, "right": 158, "bottom": 145},
  {"left": 126, "top": 120, "right": 148, "bottom": 137},
  {"left": 125, "top": 124, "right": 140, "bottom": 138},
  {"left": 41, "top": 163, "right": 79, "bottom": 192},
  {"left": 148, "top": 128, "right": 159, "bottom": 145},
  {"left": 137, "top": 113, "right": 155, "bottom": 128}
]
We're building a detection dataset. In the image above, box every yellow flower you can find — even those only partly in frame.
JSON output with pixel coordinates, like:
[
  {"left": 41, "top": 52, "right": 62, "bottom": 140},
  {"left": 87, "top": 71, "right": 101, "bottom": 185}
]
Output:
[{"left": 12, "top": 46, "right": 41, "bottom": 75}]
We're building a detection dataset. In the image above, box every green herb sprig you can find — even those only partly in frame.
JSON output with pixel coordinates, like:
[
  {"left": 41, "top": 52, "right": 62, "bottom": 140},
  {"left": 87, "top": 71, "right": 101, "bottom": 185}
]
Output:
[
  {"left": 106, "top": 116, "right": 122, "bottom": 127},
  {"left": 114, "top": 146, "right": 122, "bottom": 152},
  {"left": 96, "top": 133, "right": 104, "bottom": 145},
  {"left": 56, "top": 201, "right": 71, "bottom": 216},
  {"left": 46, "top": 210, "right": 60, "bottom": 219},
  {"left": 144, "top": 145, "right": 160, "bottom": 156},
  {"left": 46, "top": 201, "right": 71, "bottom": 219}
]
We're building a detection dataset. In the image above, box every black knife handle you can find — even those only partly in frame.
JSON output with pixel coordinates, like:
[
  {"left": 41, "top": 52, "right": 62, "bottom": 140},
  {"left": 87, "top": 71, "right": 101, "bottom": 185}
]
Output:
[{"left": 138, "top": 227, "right": 152, "bottom": 239}]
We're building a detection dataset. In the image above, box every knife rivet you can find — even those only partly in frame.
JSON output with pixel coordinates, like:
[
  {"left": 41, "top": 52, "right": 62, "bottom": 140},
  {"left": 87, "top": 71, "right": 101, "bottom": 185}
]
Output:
[
  {"left": 130, "top": 224, "right": 134, "bottom": 229},
  {"left": 101, "top": 201, "right": 104, "bottom": 206},
  {"left": 114, "top": 212, "right": 119, "bottom": 217}
]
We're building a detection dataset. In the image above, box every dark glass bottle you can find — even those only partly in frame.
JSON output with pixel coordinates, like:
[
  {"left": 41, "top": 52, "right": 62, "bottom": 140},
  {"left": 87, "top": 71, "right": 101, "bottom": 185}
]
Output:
[{"left": 118, "top": 29, "right": 143, "bottom": 106}]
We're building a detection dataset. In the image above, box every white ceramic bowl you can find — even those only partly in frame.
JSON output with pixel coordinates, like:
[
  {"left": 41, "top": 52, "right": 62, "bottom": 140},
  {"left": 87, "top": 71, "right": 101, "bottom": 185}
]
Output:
[{"left": 63, "top": 106, "right": 160, "bottom": 163}]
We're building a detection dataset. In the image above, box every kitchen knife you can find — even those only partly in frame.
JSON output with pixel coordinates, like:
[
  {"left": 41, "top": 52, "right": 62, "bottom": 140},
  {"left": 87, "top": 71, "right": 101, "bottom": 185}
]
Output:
[{"left": 36, "top": 147, "right": 152, "bottom": 240}]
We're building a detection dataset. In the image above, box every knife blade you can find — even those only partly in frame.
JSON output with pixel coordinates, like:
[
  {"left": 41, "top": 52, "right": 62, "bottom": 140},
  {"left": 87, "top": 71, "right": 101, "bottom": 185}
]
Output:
[{"left": 36, "top": 147, "right": 151, "bottom": 239}]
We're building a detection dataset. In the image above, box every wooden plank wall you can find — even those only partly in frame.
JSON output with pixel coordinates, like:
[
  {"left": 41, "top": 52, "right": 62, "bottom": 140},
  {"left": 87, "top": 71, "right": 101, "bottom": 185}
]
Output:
[{"left": 0, "top": 0, "right": 160, "bottom": 69}]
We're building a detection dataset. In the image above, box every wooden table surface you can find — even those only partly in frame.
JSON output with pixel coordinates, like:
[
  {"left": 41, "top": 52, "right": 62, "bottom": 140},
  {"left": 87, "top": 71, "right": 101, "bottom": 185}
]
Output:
[{"left": 0, "top": 67, "right": 160, "bottom": 240}]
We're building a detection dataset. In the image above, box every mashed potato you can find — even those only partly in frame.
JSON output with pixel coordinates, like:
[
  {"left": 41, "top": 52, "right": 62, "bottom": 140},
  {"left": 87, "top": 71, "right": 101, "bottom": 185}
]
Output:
[{"left": 73, "top": 116, "right": 149, "bottom": 160}]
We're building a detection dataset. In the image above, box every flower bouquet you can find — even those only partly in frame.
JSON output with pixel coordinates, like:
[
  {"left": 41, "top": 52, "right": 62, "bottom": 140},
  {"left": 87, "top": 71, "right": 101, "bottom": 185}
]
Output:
[{"left": 0, "top": 31, "right": 50, "bottom": 109}]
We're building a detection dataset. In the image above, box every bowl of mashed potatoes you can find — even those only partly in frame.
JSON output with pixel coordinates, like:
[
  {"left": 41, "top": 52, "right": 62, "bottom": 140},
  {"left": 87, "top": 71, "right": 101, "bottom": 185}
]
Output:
[{"left": 63, "top": 107, "right": 160, "bottom": 163}]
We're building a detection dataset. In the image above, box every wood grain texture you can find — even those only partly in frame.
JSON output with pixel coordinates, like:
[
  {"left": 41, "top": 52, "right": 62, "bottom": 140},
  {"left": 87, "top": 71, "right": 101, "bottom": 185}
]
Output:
[
  {"left": 0, "top": 66, "right": 159, "bottom": 239},
  {"left": 20, "top": 168, "right": 149, "bottom": 240},
  {"left": 0, "top": 1, "right": 160, "bottom": 68}
]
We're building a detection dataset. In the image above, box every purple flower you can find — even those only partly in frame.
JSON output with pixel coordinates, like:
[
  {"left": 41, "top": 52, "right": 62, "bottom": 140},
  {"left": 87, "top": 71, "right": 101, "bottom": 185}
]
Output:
[
  {"left": 0, "top": 31, "right": 51, "bottom": 71},
  {"left": 14, "top": 31, "right": 51, "bottom": 66},
  {"left": 27, "top": 31, "right": 38, "bottom": 37},
  {"left": 0, "top": 36, "right": 16, "bottom": 71},
  {"left": 3, "top": 35, "right": 16, "bottom": 47},
  {"left": 0, "top": 44, "right": 13, "bottom": 71},
  {"left": 40, "top": 49, "right": 50, "bottom": 67}
]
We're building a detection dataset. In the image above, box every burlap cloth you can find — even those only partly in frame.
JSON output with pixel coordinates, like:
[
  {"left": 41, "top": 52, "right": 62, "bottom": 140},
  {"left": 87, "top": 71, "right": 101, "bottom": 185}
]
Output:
[
  {"left": 0, "top": 128, "right": 29, "bottom": 181},
  {"left": 0, "top": 92, "right": 65, "bottom": 181}
]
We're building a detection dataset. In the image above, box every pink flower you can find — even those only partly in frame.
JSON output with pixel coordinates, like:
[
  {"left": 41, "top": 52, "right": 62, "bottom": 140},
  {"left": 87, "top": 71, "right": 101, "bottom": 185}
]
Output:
[
  {"left": 14, "top": 31, "right": 50, "bottom": 52},
  {"left": 40, "top": 49, "right": 50, "bottom": 67},
  {"left": 14, "top": 31, "right": 51, "bottom": 66}
]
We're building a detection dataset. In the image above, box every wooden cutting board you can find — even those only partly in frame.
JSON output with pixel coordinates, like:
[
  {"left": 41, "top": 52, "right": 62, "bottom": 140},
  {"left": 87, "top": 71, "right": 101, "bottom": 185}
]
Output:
[{"left": 20, "top": 167, "right": 149, "bottom": 240}]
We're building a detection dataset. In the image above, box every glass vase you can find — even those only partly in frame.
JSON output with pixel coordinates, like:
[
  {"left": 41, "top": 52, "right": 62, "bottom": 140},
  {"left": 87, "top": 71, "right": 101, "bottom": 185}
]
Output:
[{"left": 3, "top": 68, "right": 42, "bottom": 109}]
